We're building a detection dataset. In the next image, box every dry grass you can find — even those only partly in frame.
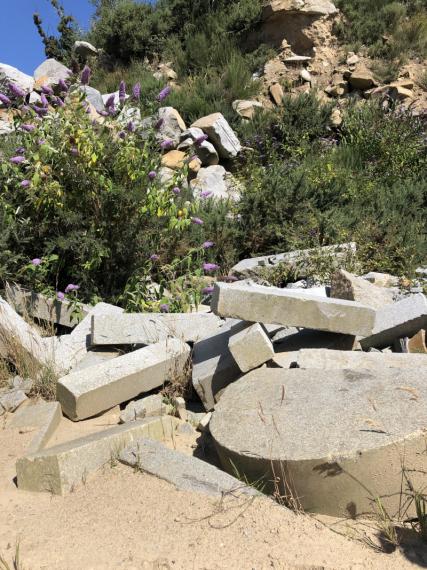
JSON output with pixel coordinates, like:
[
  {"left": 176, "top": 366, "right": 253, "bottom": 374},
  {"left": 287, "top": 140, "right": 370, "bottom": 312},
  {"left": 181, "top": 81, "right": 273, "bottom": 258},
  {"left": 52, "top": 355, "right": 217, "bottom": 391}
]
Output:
[{"left": 0, "top": 543, "right": 28, "bottom": 570}]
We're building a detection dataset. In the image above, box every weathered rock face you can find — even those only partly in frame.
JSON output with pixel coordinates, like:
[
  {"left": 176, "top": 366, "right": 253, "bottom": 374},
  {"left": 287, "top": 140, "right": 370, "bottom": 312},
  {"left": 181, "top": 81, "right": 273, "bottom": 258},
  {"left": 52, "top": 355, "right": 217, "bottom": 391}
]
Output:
[
  {"left": 73, "top": 41, "right": 98, "bottom": 58},
  {"left": 33, "top": 59, "right": 71, "bottom": 88},
  {"left": 210, "top": 367, "right": 427, "bottom": 516},
  {"left": 79, "top": 86, "right": 105, "bottom": 113},
  {"left": 157, "top": 106, "right": 186, "bottom": 148},
  {"left": 0, "top": 63, "right": 34, "bottom": 94},
  {"left": 263, "top": 0, "right": 338, "bottom": 17},
  {"left": 232, "top": 99, "right": 263, "bottom": 119},
  {"left": 191, "top": 113, "right": 242, "bottom": 159},
  {"left": 348, "top": 66, "right": 376, "bottom": 90}
]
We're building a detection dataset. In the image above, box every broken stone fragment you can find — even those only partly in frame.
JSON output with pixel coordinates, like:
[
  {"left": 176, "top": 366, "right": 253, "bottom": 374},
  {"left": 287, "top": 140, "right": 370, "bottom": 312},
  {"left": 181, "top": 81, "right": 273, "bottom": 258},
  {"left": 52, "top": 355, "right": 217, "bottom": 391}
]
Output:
[
  {"left": 57, "top": 338, "right": 190, "bottom": 421},
  {"left": 212, "top": 282, "right": 376, "bottom": 337},
  {"left": 0, "top": 390, "right": 27, "bottom": 414},
  {"left": 408, "top": 329, "right": 426, "bottom": 354},
  {"left": 269, "top": 83, "right": 284, "bottom": 106},
  {"left": 232, "top": 100, "right": 263, "bottom": 120},
  {"left": 330, "top": 269, "right": 395, "bottom": 310},
  {"left": 119, "top": 394, "right": 170, "bottom": 423},
  {"left": 228, "top": 323, "right": 274, "bottom": 373},
  {"left": 190, "top": 165, "right": 241, "bottom": 201}
]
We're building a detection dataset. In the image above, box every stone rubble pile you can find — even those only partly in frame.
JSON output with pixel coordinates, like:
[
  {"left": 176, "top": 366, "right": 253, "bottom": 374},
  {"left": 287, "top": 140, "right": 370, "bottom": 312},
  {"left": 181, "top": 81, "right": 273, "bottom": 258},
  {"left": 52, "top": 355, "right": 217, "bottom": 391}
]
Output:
[{"left": 1, "top": 243, "right": 426, "bottom": 515}]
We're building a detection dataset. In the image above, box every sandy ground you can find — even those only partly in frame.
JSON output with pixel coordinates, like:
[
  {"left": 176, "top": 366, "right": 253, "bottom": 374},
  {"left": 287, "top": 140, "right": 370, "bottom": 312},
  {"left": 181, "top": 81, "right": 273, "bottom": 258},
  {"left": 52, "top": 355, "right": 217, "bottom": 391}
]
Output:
[{"left": 1, "top": 409, "right": 427, "bottom": 570}]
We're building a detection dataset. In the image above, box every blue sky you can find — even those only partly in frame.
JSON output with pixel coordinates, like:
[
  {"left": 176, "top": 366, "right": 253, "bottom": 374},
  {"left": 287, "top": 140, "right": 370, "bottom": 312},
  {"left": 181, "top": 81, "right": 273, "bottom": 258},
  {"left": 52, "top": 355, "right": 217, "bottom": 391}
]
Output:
[{"left": 0, "top": 1, "right": 95, "bottom": 75}]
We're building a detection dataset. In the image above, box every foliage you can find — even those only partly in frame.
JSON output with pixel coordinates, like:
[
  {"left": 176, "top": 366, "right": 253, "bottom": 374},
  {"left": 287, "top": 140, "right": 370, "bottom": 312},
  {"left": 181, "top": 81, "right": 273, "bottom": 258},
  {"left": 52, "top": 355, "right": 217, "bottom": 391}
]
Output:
[
  {"left": 33, "top": 0, "right": 79, "bottom": 65},
  {"left": 334, "top": 0, "right": 427, "bottom": 60}
]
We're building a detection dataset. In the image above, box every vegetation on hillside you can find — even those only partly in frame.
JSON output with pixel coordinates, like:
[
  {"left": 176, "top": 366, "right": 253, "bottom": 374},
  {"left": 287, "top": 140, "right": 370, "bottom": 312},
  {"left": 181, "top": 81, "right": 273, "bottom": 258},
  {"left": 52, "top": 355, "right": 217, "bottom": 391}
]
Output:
[{"left": 0, "top": 0, "right": 425, "bottom": 311}]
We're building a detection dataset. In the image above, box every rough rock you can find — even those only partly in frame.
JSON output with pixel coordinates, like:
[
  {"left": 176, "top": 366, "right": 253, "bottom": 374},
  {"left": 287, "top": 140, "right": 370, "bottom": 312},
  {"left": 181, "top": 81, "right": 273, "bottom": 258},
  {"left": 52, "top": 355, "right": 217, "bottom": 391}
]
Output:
[
  {"left": 232, "top": 100, "right": 263, "bottom": 120},
  {"left": 119, "top": 394, "right": 169, "bottom": 423},
  {"left": 92, "top": 312, "right": 223, "bottom": 345},
  {"left": 33, "top": 59, "right": 71, "bottom": 88},
  {"left": 263, "top": 0, "right": 338, "bottom": 17},
  {"left": 363, "top": 272, "right": 399, "bottom": 288},
  {"left": 360, "top": 294, "right": 427, "bottom": 350},
  {"left": 212, "top": 282, "right": 375, "bottom": 336},
  {"left": 120, "top": 438, "right": 258, "bottom": 496},
  {"left": 210, "top": 367, "right": 427, "bottom": 516},
  {"left": 0, "top": 390, "right": 27, "bottom": 414},
  {"left": 348, "top": 66, "right": 376, "bottom": 90},
  {"left": 190, "top": 165, "right": 241, "bottom": 201},
  {"left": 196, "top": 140, "right": 219, "bottom": 166},
  {"left": 157, "top": 107, "right": 186, "bottom": 148},
  {"left": 231, "top": 242, "right": 356, "bottom": 280},
  {"left": 408, "top": 329, "right": 426, "bottom": 354},
  {"left": 57, "top": 338, "right": 190, "bottom": 421},
  {"left": 191, "top": 113, "right": 241, "bottom": 159},
  {"left": 73, "top": 41, "right": 98, "bottom": 58},
  {"left": 346, "top": 52, "right": 359, "bottom": 66},
  {"left": 16, "top": 416, "right": 179, "bottom": 494},
  {"left": 161, "top": 150, "right": 186, "bottom": 170},
  {"left": 330, "top": 269, "right": 395, "bottom": 310},
  {"left": 0, "top": 63, "right": 34, "bottom": 94},
  {"left": 9, "top": 401, "right": 61, "bottom": 454},
  {"left": 300, "top": 69, "right": 312, "bottom": 83},
  {"left": 269, "top": 83, "right": 284, "bottom": 106},
  {"left": 228, "top": 323, "right": 274, "bottom": 373},
  {"left": 79, "top": 86, "right": 105, "bottom": 113}
]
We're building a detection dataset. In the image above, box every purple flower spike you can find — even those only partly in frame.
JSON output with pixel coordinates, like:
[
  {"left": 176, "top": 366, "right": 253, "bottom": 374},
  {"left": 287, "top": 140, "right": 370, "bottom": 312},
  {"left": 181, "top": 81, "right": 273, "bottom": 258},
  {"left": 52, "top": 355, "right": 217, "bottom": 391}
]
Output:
[
  {"left": 148, "top": 171, "right": 157, "bottom": 180},
  {"left": 10, "top": 156, "right": 25, "bottom": 165},
  {"left": 32, "top": 105, "right": 48, "bottom": 116},
  {"left": 119, "top": 80, "right": 126, "bottom": 105},
  {"left": 38, "top": 139, "right": 46, "bottom": 146},
  {"left": 53, "top": 96, "right": 65, "bottom": 108},
  {"left": 105, "top": 94, "right": 115, "bottom": 109},
  {"left": 65, "top": 284, "right": 80, "bottom": 293},
  {"left": 200, "top": 190, "right": 213, "bottom": 199},
  {"left": 41, "top": 84, "right": 53, "bottom": 95},
  {"left": 157, "top": 86, "right": 171, "bottom": 102},
  {"left": 98, "top": 110, "right": 109, "bottom": 117},
  {"left": 118, "top": 131, "right": 126, "bottom": 139},
  {"left": 0, "top": 93, "right": 11, "bottom": 106},
  {"left": 57, "top": 291, "right": 65, "bottom": 301},
  {"left": 20, "top": 105, "right": 30, "bottom": 113},
  {"left": 21, "top": 124, "right": 35, "bottom": 132},
  {"left": 203, "top": 263, "right": 219, "bottom": 272},
  {"left": 191, "top": 217, "right": 204, "bottom": 225},
  {"left": 58, "top": 79, "right": 69, "bottom": 93},
  {"left": 8, "top": 82, "right": 26, "bottom": 98},
  {"left": 80, "top": 65, "right": 91, "bottom": 86},
  {"left": 202, "top": 286, "right": 215, "bottom": 295},
  {"left": 20, "top": 180, "right": 30, "bottom": 188},
  {"left": 160, "top": 139, "right": 173, "bottom": 150},
  {"left": 133, "top": 82, "right": 141, "bottom": 100},
  {"left": 172, "top": 187, "right": 181, "bottom": 195},
  {"left": 195, "top": 134, "right": 209, "bottom": 145},
  {"left": 154, "top": 118, "right": 164, "bottom": 130},
  {"left": 16, "top": 147, "right": 25, "bottom": 154},
  {"left": 202, "top": 241, "right": 214, "bottom": 249},
  {"left": 126, "top": 121, "right": 136, "bottom": 133},
  {"left": 31, "top": 258, "right": 42, "bottom": 266},
  {"left": 40, "top": 93, "right": 49, "bottom": 107},
  {"left": 150, "top": 254, "right": 160, "bottom": 262},
  {"left": 160, "top": 303, "right": 169, "bottom": 313}
]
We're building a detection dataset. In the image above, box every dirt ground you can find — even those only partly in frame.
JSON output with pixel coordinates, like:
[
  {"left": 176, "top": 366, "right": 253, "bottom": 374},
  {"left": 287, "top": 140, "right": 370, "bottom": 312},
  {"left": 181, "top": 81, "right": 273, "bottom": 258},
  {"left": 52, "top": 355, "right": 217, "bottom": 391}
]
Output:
[{"left": 1, "top": 409, "right": 427, "bottom": 570}]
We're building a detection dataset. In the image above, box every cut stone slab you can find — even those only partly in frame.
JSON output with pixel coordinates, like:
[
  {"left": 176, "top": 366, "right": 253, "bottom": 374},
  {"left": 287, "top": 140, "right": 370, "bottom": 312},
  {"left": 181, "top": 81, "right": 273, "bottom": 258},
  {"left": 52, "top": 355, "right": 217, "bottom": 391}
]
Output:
[
  {"left": 360, "top": 294, "right": 427, "bottom": 350},
  {"left": 191, "top": 113, "right": 242, "bottom": 159},
  {"left": 212, "top": 282, "right": 376, "bottom": 337},
  {"left": 70, "top": 349, "right": 121, "bottom": 373},
  {"left": 0, "top": 295, "right": 52, "bottom": 369},
  {"left": 119, "top": 438, "right": 258, "bottom": 496},
  {"left": 277, "top": 348, "right": 427, "bottom": 370},
  {"left": 5, "top": 284, "right": 90, "bottom": 328},
  {"left": 330, "top": 269, "right": 395, "bottom": 310},
  {"left": 16, "top": 416, "right": 179, "bottom": 494},
  {"left": 9, "top": 401, "right": 61, "bottom": 454},
  {"left": 92, "top": 312, "right": 223, "bottom": 346},
  {"left": 57, "top": 338, "right": 190, "bottom": 421},
  {"left": 210, "top": 367, "right": 427, "bottom": 516},
  {"left": 231, "top": 242, "right": 356, "bottom": 280},
  {"left": 228, "top": 323, "right": 274, "bottom": 373},
  {"left": 119, "top": 394, "right": 169, "bottom": 423},
  {"left": 0, "top": 390, "right": 27, "bottom": 413}
]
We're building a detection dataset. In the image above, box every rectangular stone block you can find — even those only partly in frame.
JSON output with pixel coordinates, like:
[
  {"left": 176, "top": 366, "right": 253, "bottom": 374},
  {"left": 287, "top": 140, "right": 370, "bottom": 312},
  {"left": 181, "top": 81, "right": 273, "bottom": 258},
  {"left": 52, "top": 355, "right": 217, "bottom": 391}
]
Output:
[
  {"left": 10, "top": 401, "right": 62, "bottom": 454},
  {"left": 5, "top": 284, "right": 90, "bottom": 328},
  {"left": 57, "top": 338, "right": 190, "bottom": 421},
  {"left": 91, "top": 312, "right": 223, "bottom": 346},
  {"left": 229, "top": 323, "right": 274, "bottom": 373},
  {"left": 360, "top": 294, "right": 427, "bottom": 350},
  {"left": 16, "top": 416, "right": 179, "bottom": 494},
  {"left": 212, "top": 282, "right": 376, "bottom": 337},
  {"left": 274, "top": 348, "right": 427, "bottom": 370}
]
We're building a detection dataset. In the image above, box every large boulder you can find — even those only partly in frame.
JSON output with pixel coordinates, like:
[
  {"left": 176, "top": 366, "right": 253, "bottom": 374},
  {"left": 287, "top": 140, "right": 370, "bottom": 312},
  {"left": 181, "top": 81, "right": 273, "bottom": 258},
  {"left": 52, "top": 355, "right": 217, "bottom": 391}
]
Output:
[
  {"left": 191, "top": 113, "right": 242, "bottom": 159},
  {"left": 34, "top": 59, "right": 71, "bottom": 89},
  {"left": 73, "top": 41, "right": 98, "bottom": 58},
  {"left": 190, "top": 165, "right": 241, "bottom": 201},
  {"left": 263, "top": 0, "right": 338, "bottom": 17},
  {"left": 0, "top": 63, "right": 34, "bottom": 94},
  {"left": 79, "top": 86, "right": 105, "bottom": 113},
  {"left": 157, "top": 107, "right": 186, "bottom": 148}
]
